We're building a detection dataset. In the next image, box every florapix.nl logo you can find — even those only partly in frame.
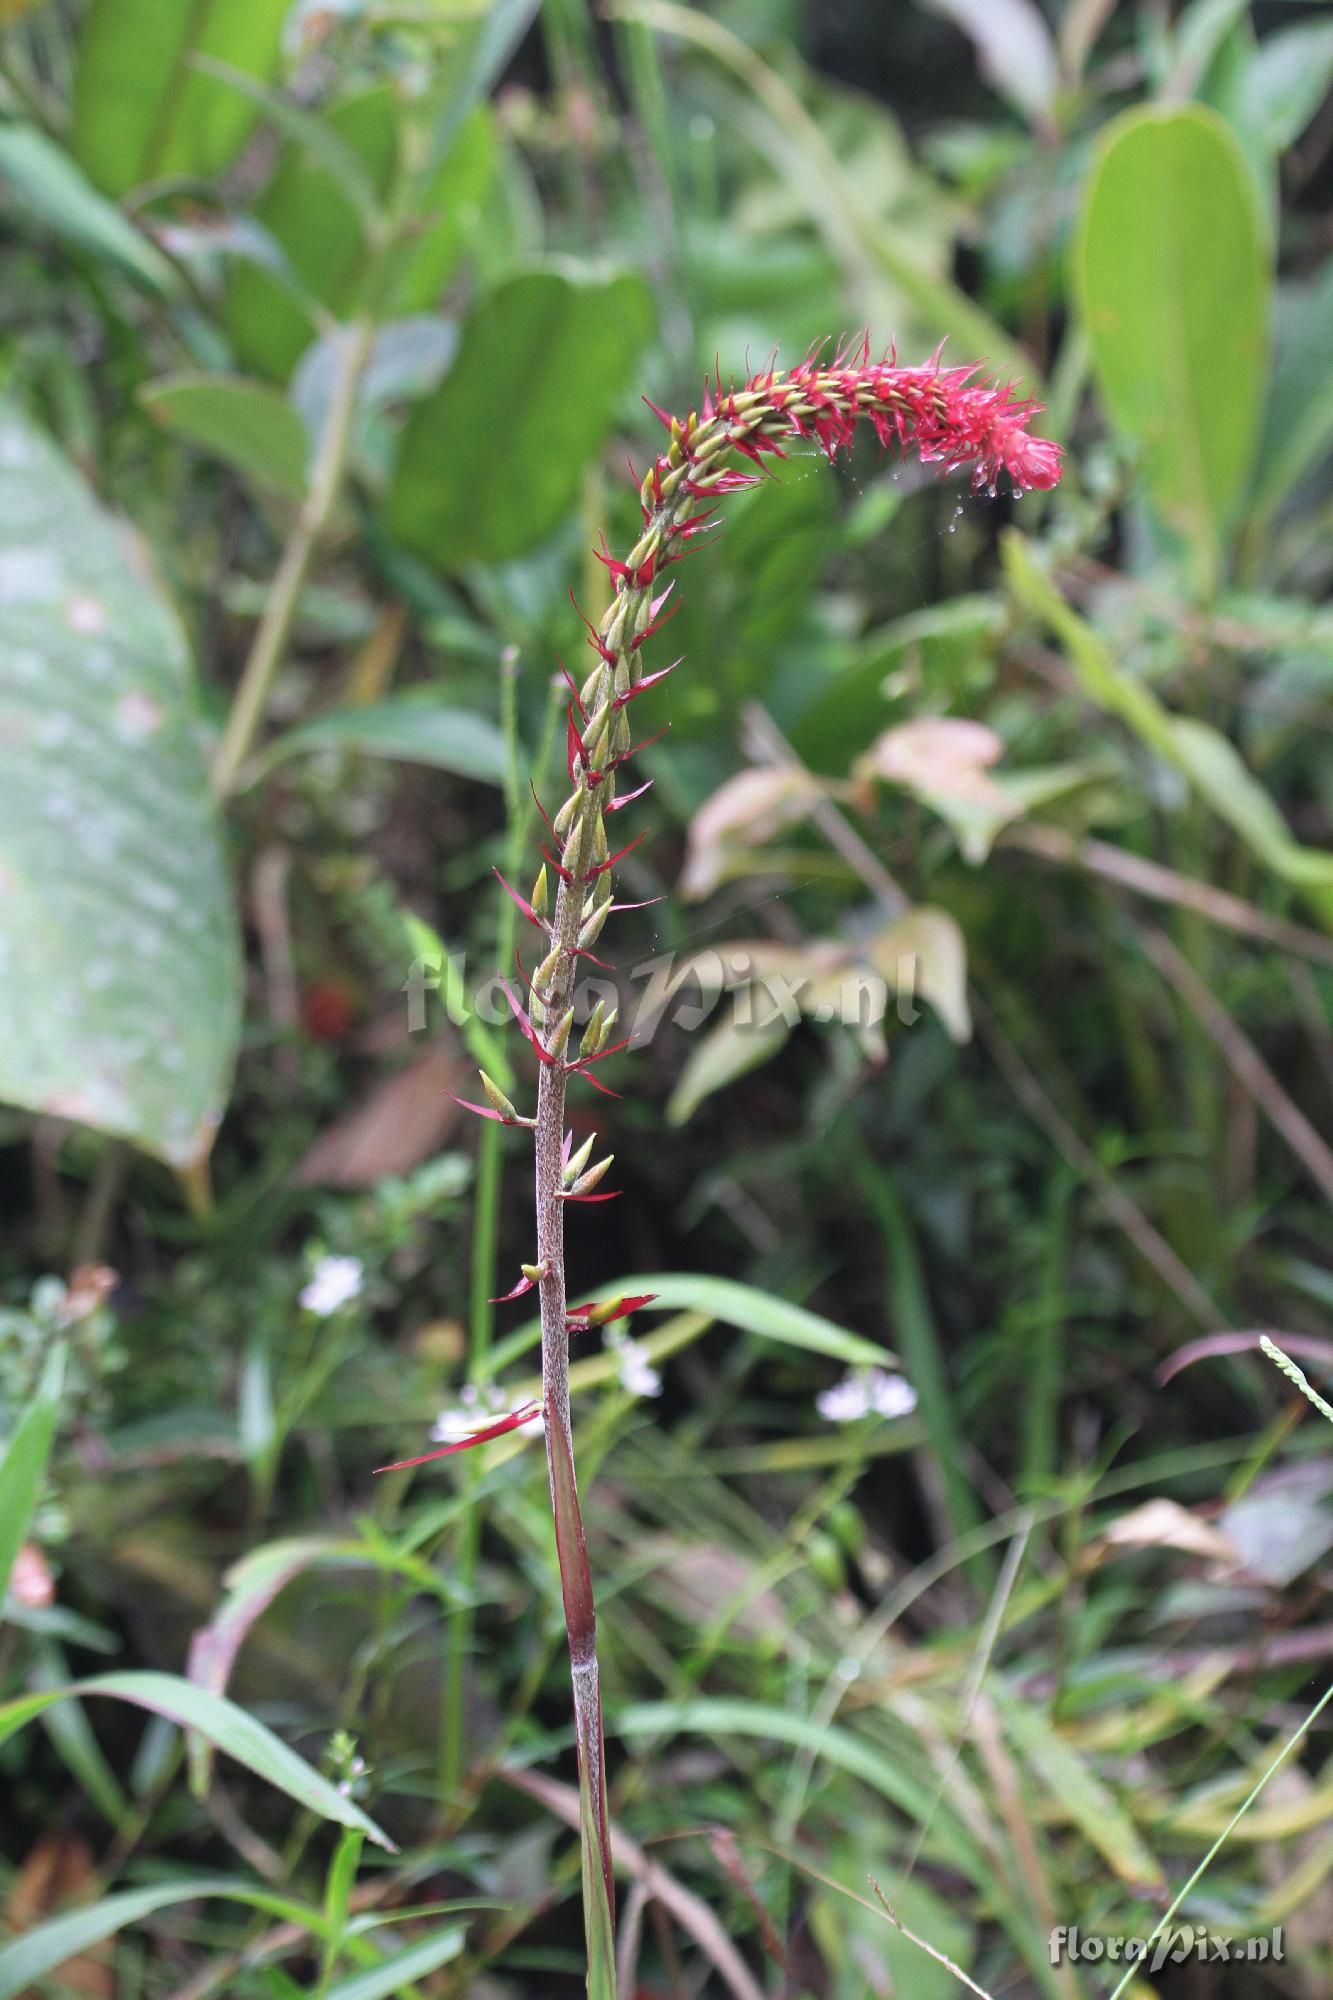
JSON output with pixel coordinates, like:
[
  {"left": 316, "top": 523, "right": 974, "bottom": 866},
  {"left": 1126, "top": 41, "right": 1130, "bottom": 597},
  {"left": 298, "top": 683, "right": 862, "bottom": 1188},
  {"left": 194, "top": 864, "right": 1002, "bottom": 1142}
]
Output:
[{"left": 1049, "top": 1925, "right": 1284, "bottom": 1971}]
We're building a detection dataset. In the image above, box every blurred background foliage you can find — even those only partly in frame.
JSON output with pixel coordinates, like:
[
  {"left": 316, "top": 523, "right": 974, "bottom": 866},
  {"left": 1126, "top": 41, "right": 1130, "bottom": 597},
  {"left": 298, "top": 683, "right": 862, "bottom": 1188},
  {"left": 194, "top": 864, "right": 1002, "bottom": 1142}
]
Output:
[{"left": 2, "top": 0, "right": 1333, "bottom": 1994}]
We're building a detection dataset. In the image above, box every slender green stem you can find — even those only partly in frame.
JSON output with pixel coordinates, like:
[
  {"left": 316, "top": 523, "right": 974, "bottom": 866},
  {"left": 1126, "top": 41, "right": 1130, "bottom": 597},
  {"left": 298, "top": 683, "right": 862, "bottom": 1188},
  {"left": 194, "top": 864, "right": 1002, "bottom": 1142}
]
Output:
[{"left": 211, "top": 318, "right": 376, "bottom": 798}]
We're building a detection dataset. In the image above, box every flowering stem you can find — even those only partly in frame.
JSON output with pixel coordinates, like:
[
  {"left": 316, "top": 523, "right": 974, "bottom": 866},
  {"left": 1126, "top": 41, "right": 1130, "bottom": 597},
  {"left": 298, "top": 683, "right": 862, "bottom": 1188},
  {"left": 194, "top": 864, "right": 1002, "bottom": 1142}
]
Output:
[{"left": 469, "top": 344, "right": 1059, "bottom": 1990}]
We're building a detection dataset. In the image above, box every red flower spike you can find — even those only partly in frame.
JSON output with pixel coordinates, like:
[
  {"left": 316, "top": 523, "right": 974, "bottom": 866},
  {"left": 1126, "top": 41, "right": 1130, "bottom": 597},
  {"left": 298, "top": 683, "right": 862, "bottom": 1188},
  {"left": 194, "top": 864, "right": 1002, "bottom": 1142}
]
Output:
[
  {"left": 560, "top": 662, "right": 587, "bottom": 717},
  {"left": 586, "top": 830, "right": 648, "bottom": 879},
  {"left": 567, "top": 1294, "right": 658, "bottom": 1330},
  {"left": 448, "top": 1092, "right": 524, "bottom": 1127},
  {"left": 572, "top": 1066, "right": 622, "bottom": 1099},
  {"left": 609, "top": 892, "right": 666, "bottom": 913},
  {"left": 642, "top": 396, "right": 675, "bottom": 432},
  {"left": 373, "top": 1401, "right": 543, "bottom": 1473},
  {"left": 542, "top": 844, "right": 576, "bottom": 884},
  {"left": 570, "top": 590, "right": 617, "bottom": 666},
  {"left": 629, "top": 598, "right": 680, "bottom": 653},
  {"left": 569, "top": 1035, "right": 632, "bottom": 1071},
  {"left": 605, "top": 777, "right": 654, "bottom": 813},
  {"left": 558, "top": 1189, "right": 622, "bottom": 1203},
  {"left": 614, "top": 660, "right": 678, "bottom": 708},
  {"left": 490, "top": 1271, "right": 538, "bottom": 1304},
  {"left": 494, "top": 868, "right": 549, "bottom": 933},
  {"left": 529, "top": 780, "right": 558, "bottom": 840},
  {"left": 499, "top": 979, "right": 557, "bottom": 1065}
]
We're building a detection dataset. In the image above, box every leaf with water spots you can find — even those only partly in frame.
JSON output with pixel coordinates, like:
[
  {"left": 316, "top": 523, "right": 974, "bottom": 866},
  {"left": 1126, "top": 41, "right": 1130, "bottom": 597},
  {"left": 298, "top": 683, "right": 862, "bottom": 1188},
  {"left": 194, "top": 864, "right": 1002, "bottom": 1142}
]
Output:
[{"left": 0, "top": 403, "right": 241, "bottom": 1167}]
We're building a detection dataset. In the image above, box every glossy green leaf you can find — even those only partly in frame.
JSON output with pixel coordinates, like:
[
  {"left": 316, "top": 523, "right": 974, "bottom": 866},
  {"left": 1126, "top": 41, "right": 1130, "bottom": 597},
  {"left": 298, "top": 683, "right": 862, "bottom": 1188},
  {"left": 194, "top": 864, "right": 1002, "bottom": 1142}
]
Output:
[
  {"left": 386, "top": 267, "right": 656, "bottom": 568},
  {"left": 0, "top": 405, "right": 242, "bottom": 1166},
  {"left": 0, "top": 1672, "right": 394, "bottom": 1848},
  {"left": 0, "top": 1877, "right": 322, "bottom": 2000},
  {"left": 260, "top": 699, "right": 508, "bottom": 784},
  {"left": 0, "top": 1346, "right": 64, "bottom": 1613},
  {"left": 226, "top": 94, "right": 494, "bottom": 383},
  {"left": 0, "top": 124, "right": 179, "bottom": 295},
  {"left": 140, "top": 374, "right": 310, "bottom": 497},
  {"left": 1074, "top": 105, "right": 1269, "bottom": 583},
  {"left": 70, "top": 0, "right": 290, "bottom": 196}
]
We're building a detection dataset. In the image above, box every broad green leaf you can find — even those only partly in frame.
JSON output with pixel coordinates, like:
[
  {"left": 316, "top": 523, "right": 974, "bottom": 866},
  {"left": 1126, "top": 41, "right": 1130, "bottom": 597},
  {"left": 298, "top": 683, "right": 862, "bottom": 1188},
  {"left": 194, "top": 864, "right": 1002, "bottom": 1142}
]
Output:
[
  {"left": 0, "top": 1671, "right": 394, "bottom": 1848},
  {"left": 0, "top": 1346, "right": 64, "bottom": 1613},
  {"left": 0, "top": 406, "right": 242, "bottom": 1165},
  {"left": 260, "top": 698, "right": 508, "bottom": 784},
  {"left": 0, "top": 1877, "right": 323, "bottom": 2000},
  {"left": 140, "top": 374, "right": 310, "bottom": 497},
  {"left": 385, "top": 267, "right": 656, "bottom": 568},
  {"left": 1249, "top": 261, "right": 1333, "bottom": 528},
  {"left": 70, "top": 0, "right": 290, "bottom": 196},
  {"left": 1003, "top": 533, "right": 1333, "bottom": 920},
  {"left": 1074, "top": 105, "right": 1269, "bottom": 584},
  {"left": 0, "top": 124, "right": 179, "bottom": 295},
  {"left": 226, "top": 94, "right": 494, "bottom": 383},
  {"left": 323, "top": 1926, "right": 466, "bottom": 2000},
  {"left": 1241, "top": 19, "right": 1333, "bottom": 153}
]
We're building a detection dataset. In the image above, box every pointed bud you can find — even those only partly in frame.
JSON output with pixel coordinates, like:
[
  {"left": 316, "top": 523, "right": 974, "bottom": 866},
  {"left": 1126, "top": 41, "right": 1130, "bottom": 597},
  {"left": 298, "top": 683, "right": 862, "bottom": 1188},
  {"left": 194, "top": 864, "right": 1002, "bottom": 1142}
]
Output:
[
  {"left": 593, "top": 1005, "right": 618, "bottom": 1053},
  {"left": 530, "top": 864, "right": 549, "bottom": 918},
  {"left": 563, "top": 1132, "right": 596, "bottom": 1185},
  {"left": 579, "top": 899, "right": 612, "bottom": 949},
  {"left": 534, "top": 946, "right": 561, "bottom": 995},
  {"left": 521, "top": 1261, "right": 548, "bottom": 1283},
  {"left": 547, "top": 1006, "right": 576, "bottom": 1061},
  {"left": 554, "top": 790, "right": 581, "bottom": 838},
  {"left": 479, "top": 1071, "right": 519, "bottom": 1122},
  {"left": 570, "top": 1153, "right": 615, "bottom": 1197},
  {"left": 580, "top": 1001, "right": 605, "bottom": 1058}
]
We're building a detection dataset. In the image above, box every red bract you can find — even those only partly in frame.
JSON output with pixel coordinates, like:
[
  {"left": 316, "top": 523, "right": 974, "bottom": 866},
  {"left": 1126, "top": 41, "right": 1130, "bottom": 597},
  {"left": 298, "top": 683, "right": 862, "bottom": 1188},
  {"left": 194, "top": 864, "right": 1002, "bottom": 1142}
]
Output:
[{"left": 373, "top": 1401, "right": 543, "bottom": 1473}]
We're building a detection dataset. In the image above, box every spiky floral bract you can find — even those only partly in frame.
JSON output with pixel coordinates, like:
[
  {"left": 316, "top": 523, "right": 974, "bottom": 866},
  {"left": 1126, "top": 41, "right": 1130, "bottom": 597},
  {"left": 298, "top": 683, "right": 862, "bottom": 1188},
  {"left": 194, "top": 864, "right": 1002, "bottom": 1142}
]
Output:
[{"left": 447, "top": 338, "right": 1061, "bottom": 1988}]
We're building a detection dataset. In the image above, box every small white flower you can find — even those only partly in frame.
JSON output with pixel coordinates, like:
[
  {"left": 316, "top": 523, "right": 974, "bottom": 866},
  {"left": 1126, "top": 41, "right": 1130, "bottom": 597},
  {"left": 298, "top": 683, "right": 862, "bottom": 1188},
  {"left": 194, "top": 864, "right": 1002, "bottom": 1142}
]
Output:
[
  {"left": 617, "top": 1338, "right": 663, "bottom": 1399},
  {"left": 299, "top": 1254, "right": 364, "bottom": 1317},
  {"left": 816, "top": 1375, "right": 873, "bottom": 1423},
  {"left": 817, "top": 1368, "right": 916, "bottom": 1424}
]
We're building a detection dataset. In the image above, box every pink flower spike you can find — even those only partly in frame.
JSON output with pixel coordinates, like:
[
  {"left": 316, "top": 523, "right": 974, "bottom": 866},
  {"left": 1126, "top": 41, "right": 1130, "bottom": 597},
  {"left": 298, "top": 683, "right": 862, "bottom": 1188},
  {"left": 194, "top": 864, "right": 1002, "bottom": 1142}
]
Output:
[
  {"left": 373, "top": 1401, "right": 543, "bottom": 1473},
  {"left": 605, "top": 777, "right": 654, "bottom": 813},
  {"left": 559, "top": 1188, "right": 622, "bottom": 1203},
  {"left": 567, "top": 1294, "right": 658, "bottom": 1328},
  {"left": 489, "top": 1271, "right": 537, "bottom": 1304},
  {"left": 570, "top": 589, "right": 617, "bottom": 665},
  {"left": 448, "top": 1092, "right": 519, "bottom": 1126},
  {"left": 529, "top": 780, "right": 557, "bottom": 839},
  {"left": 572, "top": 1035, "right": 632, "bottom": 1068},
  {"left": 586, "top": 830, "right": 648, "bottom": 878},
  {"left": 642, "top": 396, "right": 675, "bottom": 432},
  {"left": 614, "top": 659, "right": 679, "bottom": 707},
  {"left": 572, "top": 1066, "right": 622, "bottom": 1099},
  {"left": 609, "top": 892, "right": 666, "bottom": 913},
  {"left": 493, "top": 868, "right": 549, "bottom": 932},
  {"left": 499, "top": 978, "right": 557, "bottom": 1065},
  {"left": 560, "top": 661, "right": 587, "bottom": 717},
  {"left": 542, "top": 844, "right": 576, "bottom": 884}
]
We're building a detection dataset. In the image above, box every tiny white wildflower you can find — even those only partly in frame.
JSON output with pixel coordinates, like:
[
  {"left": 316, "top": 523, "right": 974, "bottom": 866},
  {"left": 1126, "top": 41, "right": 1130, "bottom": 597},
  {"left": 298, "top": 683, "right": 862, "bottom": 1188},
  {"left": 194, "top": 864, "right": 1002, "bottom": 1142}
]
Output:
[
  {"left": 816, "top": 1368, "right": 916, "bottom": 1424},
  {"left": 615, "top": 1337, "right": 662, "bottom": 1399},
  {"left": 299, "top": 1254, "right": 364, "bottom": 1317}
]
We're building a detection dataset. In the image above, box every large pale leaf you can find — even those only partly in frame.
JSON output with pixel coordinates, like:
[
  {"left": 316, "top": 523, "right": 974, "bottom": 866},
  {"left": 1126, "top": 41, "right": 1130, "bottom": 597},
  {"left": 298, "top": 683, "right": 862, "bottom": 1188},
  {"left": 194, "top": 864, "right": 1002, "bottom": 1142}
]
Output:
[
  {"left": 0, "top": 1672, "right": 393, "bottom": 1847},
  {"left": 1074, "top": 105, "right": 1269, "bottom": 583},
  {"left": 386, "top": 267, "right": 655, "bottom": 567},
  {"left": 70, "top": 0, "right": 290, "bottom": 196},
  {"left": 0, "top": 405, "right": 241, "bottom": 1165},
  {"left": 0, "top": 124, "right": 179, "bottom": 295},
  {"left": 140, "top": 374, "right": 311, "bottom": 497}
]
